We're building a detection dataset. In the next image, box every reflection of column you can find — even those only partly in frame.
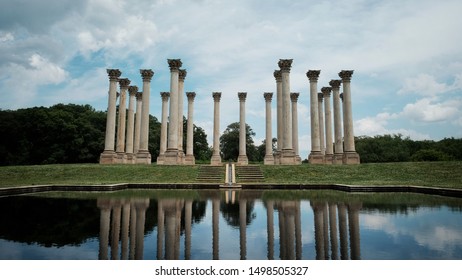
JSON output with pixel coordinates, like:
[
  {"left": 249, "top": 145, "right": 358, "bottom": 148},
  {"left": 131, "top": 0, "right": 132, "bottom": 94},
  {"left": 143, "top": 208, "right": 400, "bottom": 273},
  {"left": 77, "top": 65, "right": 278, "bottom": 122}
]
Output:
[
  {"left": 116, "top": 78, "right": 130, "bottom": 163},
  {"left": 100, "top": 69, "right": 121, "bottom": 164},
  {"left": 330, "top": 80, "right": 343, "bottom": 164},
  {"left": 329, "top": 203, "right": 339, "bottom": 260},
  {"left": 348, "top": 203, "right": 362, "bottom": 260},
  {"left": 121, "top": 202, "right": 131, "bottom": 260},
  {"left": 137, "top": 69, "right": 154, "bottom": 164},
  {"left": 185, "top": 92, "right": 196, "bottom": 165},
  {"left": 311, "top": 201, "right": 325, "bottom": 260},
  {"left": 278, "top": 205, "right": 286, "bottom": 259},
  {"left": 111, "top": 202, "right": 121, "bottom": 260},
  {"left": 157, "top": 201, "right": 164, "bottom": 260},
  {"left": 239, "top": 199, "right": 247, "bottom": 260},
  {"left": 134, "top": 92, "right": 142, "bottom": 154},
  {"left": 322, "top": 87, "right": 333, "bottom": 164},
  {"left": 263, "top": 92, "right": 274, "bottom": 165},
  {"left": 185, "top": 200, "right": 192, "bottom": 260},
  {"left": 323, "top": 202, "right": 330, "bottom": 259},
  {"left": 317, "top": 92, "right": 325, "bottom": 156},
  {"left": 126, "top": 86, "right": 138, "bottom": 163},
  {"left": 157, "top": 92, "right": 170, "bottom": 164},
  {"left": 213, "top": 199, "right": 220, "bottom": 260},
  {"left": 339, "top": 70, "right": 360, "bottom": 164},
  {"left": 237, "top": 92, "right": 248, "bottom": 165},
  {"left": 165, "top": 210, "right": 176, "bottom": 260},
  {"left": 211, "top": 92, "right": 222, "bottom": 165},
  {"left": 307, "top": 70, "right": 324, "bottom": 164},
  {"left": 274, "top": 70, "right": 283, "bottom": 164},
  {"left": 97, "top": 199, "right": 111, "bottom": 260},
  {"left": 285, "top": 208, "right": 295, "bottom": 260},
  {"left": 178, "top": 69, "right": 187, "bottom": 162},
  {"left": 134, "top": 199, "right": 149, "bottom": 260},
  {"left": 129, "top": 201, "right": 137, "bottom": 260},
  {"left": 290, "top": 92, "right": 301, "bottom": 163},
  {"left": 338, "top": 203, "right": 349, "bottom": 260},
  {"left": 266, "top": 200, "right": 274, "bottom": 260},
  {"left": 295, "top": 202, "right": 302, "bottom": 260}
]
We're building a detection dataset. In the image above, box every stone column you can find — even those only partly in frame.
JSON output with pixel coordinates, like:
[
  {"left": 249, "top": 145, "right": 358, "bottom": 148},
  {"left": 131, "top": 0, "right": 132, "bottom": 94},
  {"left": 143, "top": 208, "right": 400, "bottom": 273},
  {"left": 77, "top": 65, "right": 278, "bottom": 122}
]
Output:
[
  {"left": 274, "top": 70, "right": 283, "bottom": 164},
  {"left": 211, "top": 92, "right": 222, "bottom": 165},
  {"left": 263, "top": 92, "right": 274, "bottom": 165},
  {"left": 100, "top": 69, "right": 121, "bottom": 164},
  {"left": 134, "top": 92, "right": 142, "bottom": 154},
  {"left": 164, "top": 59, "right": 182, "bottom": 165},
  {"left": 178, "top": 69, "right": 187, "bottom": 162},
  {"left": 339, "top": 70, "right": 360, "bottom": 164},
  {"left": 237, "top": 92, "right": 248, "bottom": 165},
  {"left": 125, "top": 86, "right": 137, "bottom": 164},
  {"left": 290, "top": 92, "right": 301, "bottom": 163},
  {"left": 318, "top": 92, "right": 325, "bottom": 156},
  {"left": 278, "top": 59, "right": 296, "bottom": 164},
  {"left": 136, "top": 69, "right": 154, "bottom": 164},
  {"left": 115, "top": 78, "right": 130, "bottom": 163},
  {"left": 184, "top": 92, "right": 196, "bottom": 165},
  {"left": 322, "top": 87, "right": 334, "bottom": 164},
  {"left": 157, "top": 92, "right": 170, "bottom": 165},
  {"left": 330, "top": 80, "right": 344, "bottom": 164},
  {"left": 307, "top": 70, "right": 324, "bottom": 164}
]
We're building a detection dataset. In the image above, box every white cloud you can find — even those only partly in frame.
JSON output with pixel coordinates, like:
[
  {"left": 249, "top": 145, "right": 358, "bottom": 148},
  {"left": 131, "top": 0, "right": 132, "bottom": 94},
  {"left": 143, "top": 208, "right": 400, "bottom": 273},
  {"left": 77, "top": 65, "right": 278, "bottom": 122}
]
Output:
[
  {"left": 0, "top": 32, "right": 14, "bottom": 42},
  {"left": 398, "top": 74, "right": 450, "bottom": 96},
  {"left": 402, "top": 98, "right": 460, "bottom": 123}
]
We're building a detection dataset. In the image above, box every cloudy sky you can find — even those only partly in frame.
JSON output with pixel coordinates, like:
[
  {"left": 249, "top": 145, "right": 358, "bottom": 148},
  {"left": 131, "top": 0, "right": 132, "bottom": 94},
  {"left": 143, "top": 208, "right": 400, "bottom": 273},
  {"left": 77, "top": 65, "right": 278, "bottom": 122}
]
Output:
[{"left": 1, "top": 0, "right": 461, "bottom": 158}]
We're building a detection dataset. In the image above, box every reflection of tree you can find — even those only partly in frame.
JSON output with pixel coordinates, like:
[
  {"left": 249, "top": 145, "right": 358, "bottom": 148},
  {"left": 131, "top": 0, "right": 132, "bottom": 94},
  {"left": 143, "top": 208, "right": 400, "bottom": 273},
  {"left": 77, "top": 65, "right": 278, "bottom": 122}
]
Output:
[{"left": 220, "top": 200, "right": 255, "bottom": 227}]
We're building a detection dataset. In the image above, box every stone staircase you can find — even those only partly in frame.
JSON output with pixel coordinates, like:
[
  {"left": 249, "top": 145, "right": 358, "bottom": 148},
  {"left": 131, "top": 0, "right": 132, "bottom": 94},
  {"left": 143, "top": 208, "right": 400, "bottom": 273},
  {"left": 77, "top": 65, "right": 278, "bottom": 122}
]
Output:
[
  {"left": 235, "top": 165, "right": 264, "bottom": 183},
  {"left": 196, "top": 165, "right": 225, "bottom": 183}
]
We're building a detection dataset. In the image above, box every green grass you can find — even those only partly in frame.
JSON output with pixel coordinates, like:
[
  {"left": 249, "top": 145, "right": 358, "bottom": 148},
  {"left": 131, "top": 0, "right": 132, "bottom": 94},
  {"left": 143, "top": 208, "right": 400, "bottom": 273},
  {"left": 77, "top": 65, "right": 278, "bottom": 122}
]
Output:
[{"left": 0, "top": 161, "right": 461, "bottom": 189}]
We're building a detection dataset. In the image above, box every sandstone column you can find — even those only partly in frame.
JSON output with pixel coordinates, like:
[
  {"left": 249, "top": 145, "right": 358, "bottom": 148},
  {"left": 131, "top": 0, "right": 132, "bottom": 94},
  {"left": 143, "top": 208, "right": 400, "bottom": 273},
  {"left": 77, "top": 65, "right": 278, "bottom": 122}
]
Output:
[
  {"left": 237, "top": 92, "right": 248, "bottom": 165},
  {"left": 274, "top": 70, "right": 283, "bottom": 164},
  {"left": 136, "top": 69, "right": 154, "bottom": 164},
  {"left": 178, "top": 69, "right": 187, "bottom": 162},
  {"left": 184, "top": 92, "right": 196, "bottom": 165},
  {"left": 164, "top": 59, "right": 182, "bottom": 165},
  {"left": 307, "top": 70, "right": 324, "bottom": 164},
  {"left": 126, "top": 85, "right": 137, "bottom": 164},
  {"left": 100, "top": 69, "right": 121, "bottom": 164},
  {"left": 157, "top": 92, "right": 170, "bottom": 165},
  {"left": 318, "top": 92, "right": 325, "bottom": 156},
  {"left": 115, "top": 78, "right": 130, "bottom": 163},
  {"left": 263, "top": 92, "right": 274, "bottom": 165},
  {"left": 134, "top": 91, "right": 142, "bottom": 154},
  {"left": 290, "top": 92, "right": 301, "bottom": 163},
  {"left": 339, "top": 70, "right": 360, "bottom": 164},
  {"left": 329, "top": 80, "right": 344, "bottom": 164},
  {"left": 279, "top": 59, "right": 296, "bottom": 164},
  {"left": 322, "top": 87, "right": 334, "bottom": 164},
  {"left": 211, "top": 92, "right": 222, "bottom": 165}
]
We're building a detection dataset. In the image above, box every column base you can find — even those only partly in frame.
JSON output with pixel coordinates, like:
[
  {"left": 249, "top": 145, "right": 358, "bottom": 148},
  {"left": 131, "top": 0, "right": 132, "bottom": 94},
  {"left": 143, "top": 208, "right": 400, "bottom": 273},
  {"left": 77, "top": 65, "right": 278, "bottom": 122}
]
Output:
[
  {"left": 324, "top": 154, "right": 334, "bottom": 164},
  {"left": 114, "top": 152, "right": 127, "bottom": 164},
  {"left": 264, "top": 154, "right": 274, "bottom": 165},
  {"left": 184, "top": 154, "right": 196, "bottom": 165},
  {"left": 135, "top": 150, "right": 152, "bottom": 164},
  {"left": 178, "top": 150, "right": 185, "bottom": 165},
  {"left": 333, "top": 153, "right": 344, "bottom": 165},
  {"left": 163, "top": 149, "right": 182, "bottom": 165},
  {"left": 210, "top": 154, "right": 222, "bottom": 166},
  {"left": 308, "top": 151, "right": 324, "bottom": 164},
  {"left": 343, "top": 151, "right": 360, "bottom": 165},
  {"left": 126, "top": 153, "right": 136, "bottom": 164},
  {"left": 280, "top": 149, "right": 301, "bottom": 165},
  {"left": 99, "top": 150, "right": 117, "bottom": 164},
  {"left": 273, "top": 151, "right": 281, "bottom": 165},
  {"left": 237, "top": 155, "right": 248, "bottom": 165},
  {"left": 156, "top": 154, "right": 165, "bottom": 165}
]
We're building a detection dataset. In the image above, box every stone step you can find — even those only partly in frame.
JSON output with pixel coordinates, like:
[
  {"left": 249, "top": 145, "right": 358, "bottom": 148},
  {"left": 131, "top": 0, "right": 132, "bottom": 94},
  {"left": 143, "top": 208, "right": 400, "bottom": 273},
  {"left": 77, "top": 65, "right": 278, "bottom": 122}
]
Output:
[
  {"left": 235, "top": 165, "right": 264, "bottom": 183},
  {"left": 196, "top": 165, "right": 225, "bottom": 182}
]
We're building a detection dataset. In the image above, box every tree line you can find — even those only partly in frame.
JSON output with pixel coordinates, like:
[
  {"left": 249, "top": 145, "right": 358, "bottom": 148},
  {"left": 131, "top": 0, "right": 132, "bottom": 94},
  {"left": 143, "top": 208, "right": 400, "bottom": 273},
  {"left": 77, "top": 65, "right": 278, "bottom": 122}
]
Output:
[{"left": 1, "top": 104, "right": 460, "bottom": 165}]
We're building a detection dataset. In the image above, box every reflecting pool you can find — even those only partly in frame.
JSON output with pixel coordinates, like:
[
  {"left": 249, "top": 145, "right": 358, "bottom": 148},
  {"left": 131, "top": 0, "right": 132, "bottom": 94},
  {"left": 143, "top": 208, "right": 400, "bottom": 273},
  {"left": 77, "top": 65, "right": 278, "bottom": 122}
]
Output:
[{"left": 1, "top": 189, "right": 461, "bottom": 260}]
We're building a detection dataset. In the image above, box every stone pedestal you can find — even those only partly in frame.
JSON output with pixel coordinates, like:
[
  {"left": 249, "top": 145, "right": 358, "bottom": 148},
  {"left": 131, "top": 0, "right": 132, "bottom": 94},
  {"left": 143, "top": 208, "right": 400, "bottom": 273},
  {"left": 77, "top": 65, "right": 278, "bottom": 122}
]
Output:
[
  {"left": 264, "top": 92, "right": 274, "bottom": 165},
  {"left": 100, "top": 69, "right": 121, "bottom": 164},
  {"left": 164, "top": 59, "right": 182, "bottom": 165},
  {"left": 184, "top": 92, "right": 196, "bottom": 165},
  {"left": 211, "top": 92, "right": 222, "bottom": 165},
  {"left": 237, "top": 92, "right": 248, "bottom": 165},
  {"left": 157, "top": 92, "right": 170, "bottom": 165},
  {"left": 136, "top": 69, "right": 154, "bottom": 164},
  {"left": 307, "top": 70, "right": 324, "bottom": 164}
]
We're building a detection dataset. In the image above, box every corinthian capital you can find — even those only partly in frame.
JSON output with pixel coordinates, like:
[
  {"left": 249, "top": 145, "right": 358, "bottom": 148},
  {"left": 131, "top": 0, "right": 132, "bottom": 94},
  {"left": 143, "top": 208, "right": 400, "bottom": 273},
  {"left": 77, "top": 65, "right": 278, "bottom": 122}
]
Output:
[
  {"left": 306, "top": 70, "right": 321, "bottom": 82},
  {"left": 118, "top": 78, "right": 131, "bottom": 89},
  {"left": 160, "top": 91, "right": 170, "bottom": 102},
  {"left": 140, "top": 69, "right": 154, "bottom": 82},
  {"left": 273, "top": 70, "right": 282, "bottom": 82},
  {"left": 179, "top": 69, "right": 187, "bottom": 81},
  {"left": 290, "top": 92, "right": 299, "bottom": 102},
  {"left": 136, "top": 92, "right": 142, "bottom": 101},
  {"left": 186, "top": 92, "right": 196, "bottom": 101},
  {"left": 329, "top": 79, "right": 342, "bottom": 89},
  {"left": 339, "top": 70, "right": 354, "bottom": 82},
  {"left": 238, "top": 92, "right": 247, "bottom": 101},
  {"left": 168, "top": 59, "right": 182, "bottom": 71},
  {"left": 107, "top": 69, "right": 122, "bottom": 81},
  {"left": 318, "top": 92, "right": 324, "bottom": 101},
  {"left": 212, "top": 92, "right": 221, "bottom": 102},
  {"left": 321, "top": 87, "right": 332, "bottom": 97},
  {"left": 128, "top": 85, "right": 138, "bottom": 96},
  {"left": 278, "top": 59, "right": 293, "bottom": 72},
  {"left": 263, "top": 92, "right": 273, "bottom": 102}
]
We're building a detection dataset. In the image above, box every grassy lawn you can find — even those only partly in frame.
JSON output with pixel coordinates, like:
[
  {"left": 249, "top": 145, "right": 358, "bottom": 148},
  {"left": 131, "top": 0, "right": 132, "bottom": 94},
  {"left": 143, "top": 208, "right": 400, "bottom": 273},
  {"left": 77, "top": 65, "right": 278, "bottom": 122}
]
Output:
[{"left": 0, "top": 161, "right": 461, "bottom": 189}]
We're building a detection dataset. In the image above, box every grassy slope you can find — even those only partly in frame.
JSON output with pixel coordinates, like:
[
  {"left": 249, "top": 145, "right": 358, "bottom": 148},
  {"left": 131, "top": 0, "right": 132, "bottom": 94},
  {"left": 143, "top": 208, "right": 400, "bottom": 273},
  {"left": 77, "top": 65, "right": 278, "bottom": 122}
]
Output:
[{"left": 0, "top": 161, "right": 461, "bottom": 188}]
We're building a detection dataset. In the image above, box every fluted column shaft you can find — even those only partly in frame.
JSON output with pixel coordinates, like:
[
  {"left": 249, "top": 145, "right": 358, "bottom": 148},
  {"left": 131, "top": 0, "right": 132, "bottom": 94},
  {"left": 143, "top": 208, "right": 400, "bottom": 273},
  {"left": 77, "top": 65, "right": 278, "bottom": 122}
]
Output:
[
  {"left": 167, "top": 60, "right": 181, "bottom": 151},
  {"left": 178, "top": 69, "right": 187, "bottom": 155},
  {"left": 237, "top": 92, "right": 248, "bottom": 165},
  {"left": 307, "top": 70, "right": 324, "bottom": 164},
  {"left": 116, "top": 78, "right": 130, "bottom": 157},
  {"left": 322, "top": 87, "right": 333, "bottom": 162},
  {"left": 339, "top": 71, "right": 355, "bottom": 152},
  {"left": 185, "top": 92, "right": 196, "bottom": 164},
  {"left": 279, "top": 60, "right": 292, "bottom": 151},
  {"left": 138, "top": 69, "right": 154, "bottom": 164},
  {"left": 274, "top": 71, "right": 283, "bottom": 153},
  {"left": 264, "top": 92, "right": 274, "bottom": 165},
  {"left": 134, "top": 92, "right": 142, "bottom": 154},
  {"left": 330, "top": 80, "right": 344, "bottom": 160},
  {"left": 211, "top": 92, "right": 222, "bottom": 165},
  {"left": 317, "top": 92, "right": 325, "bottom": 155},
  {"left": 126, "top": 86, "right": 137, "bottom": 156},
  {"left": 290, "top": 92, "right": 300, "bottom": 158},
  {"left": 157, "top": 92, "right": 169, "bottom": 164}
]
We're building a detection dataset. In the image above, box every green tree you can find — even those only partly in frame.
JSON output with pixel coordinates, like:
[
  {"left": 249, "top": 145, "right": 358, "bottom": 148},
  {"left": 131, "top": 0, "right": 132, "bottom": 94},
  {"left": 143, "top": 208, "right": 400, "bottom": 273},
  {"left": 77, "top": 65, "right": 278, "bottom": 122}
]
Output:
[{"left": 219, "top": 122, "right": 258, "bottom": 161}]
